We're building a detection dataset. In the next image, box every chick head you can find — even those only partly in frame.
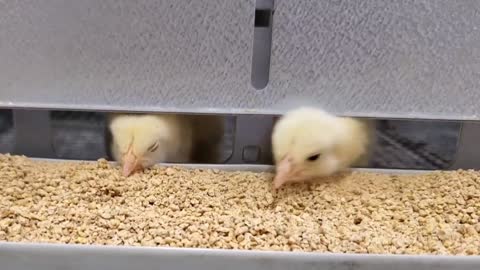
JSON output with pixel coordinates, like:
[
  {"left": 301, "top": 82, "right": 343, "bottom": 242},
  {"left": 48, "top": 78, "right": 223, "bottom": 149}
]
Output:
[
  {"left": 109, "top": 114, "right": 173, "bottom": 177},
  {"left": 271, "top": 107, "right": 368, "bottom": 189}
]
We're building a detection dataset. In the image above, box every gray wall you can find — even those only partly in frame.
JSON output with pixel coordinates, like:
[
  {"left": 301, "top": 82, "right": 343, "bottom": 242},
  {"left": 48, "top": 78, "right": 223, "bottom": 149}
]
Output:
[{"left": 1, "top": 0, "right": 479, "bottom": 120}]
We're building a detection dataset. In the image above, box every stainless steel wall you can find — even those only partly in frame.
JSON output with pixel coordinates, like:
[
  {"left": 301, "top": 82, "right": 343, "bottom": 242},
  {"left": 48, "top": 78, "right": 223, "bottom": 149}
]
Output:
[{"left": 1, "top": 0, "right": 479, "bottom": 120}]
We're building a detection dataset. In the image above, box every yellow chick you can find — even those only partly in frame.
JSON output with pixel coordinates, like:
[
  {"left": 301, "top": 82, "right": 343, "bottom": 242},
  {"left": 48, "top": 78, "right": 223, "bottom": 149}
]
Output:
[
  {"left": 108, "top": 113, "right": 194, "bottom": 176},
  {"left": 271, "top": 107, "right": 374, "bottom": 189}
]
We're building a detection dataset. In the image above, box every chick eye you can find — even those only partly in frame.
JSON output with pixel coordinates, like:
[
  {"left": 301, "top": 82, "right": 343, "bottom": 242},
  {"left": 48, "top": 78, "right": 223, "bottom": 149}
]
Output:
[
  {"left": 147, "top": 142, "right": 159, "bottom": 152},
  {"left": 307, "top": 154, "right": 320, "bottom": 161}
]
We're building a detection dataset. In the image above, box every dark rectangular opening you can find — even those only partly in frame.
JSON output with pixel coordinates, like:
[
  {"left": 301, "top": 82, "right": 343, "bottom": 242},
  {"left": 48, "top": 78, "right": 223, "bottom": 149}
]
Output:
[{"left": 254, "top": 9, "right": 271, "bottom": 27}]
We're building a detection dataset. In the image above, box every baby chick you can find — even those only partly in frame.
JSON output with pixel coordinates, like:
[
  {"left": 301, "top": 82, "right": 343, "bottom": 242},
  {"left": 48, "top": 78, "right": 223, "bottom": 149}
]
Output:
[
  {"left": 271, "top": 107, "right": 374, "bottom": 189},
  {"left": 108, "top": 113, "right": 194, "bottom": 176}
]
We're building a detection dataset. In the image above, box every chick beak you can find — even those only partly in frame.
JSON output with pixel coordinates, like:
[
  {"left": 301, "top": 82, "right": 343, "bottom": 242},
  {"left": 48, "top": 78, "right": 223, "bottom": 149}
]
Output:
[
  {"left": 273, "top": 156, "right": 295, "bottom": 190},
  {"left": 122, "top": 151, "right": 142, "bottom": 177}
]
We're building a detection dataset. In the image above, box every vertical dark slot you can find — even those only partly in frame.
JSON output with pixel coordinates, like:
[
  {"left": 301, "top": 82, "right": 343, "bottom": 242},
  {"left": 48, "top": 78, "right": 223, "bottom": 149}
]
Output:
[
  {"left": 251, "top": 0, "right": 274, "bottom": 90},
  {"left": 254, "top": 9, "right": 271, "bottom": 27}
]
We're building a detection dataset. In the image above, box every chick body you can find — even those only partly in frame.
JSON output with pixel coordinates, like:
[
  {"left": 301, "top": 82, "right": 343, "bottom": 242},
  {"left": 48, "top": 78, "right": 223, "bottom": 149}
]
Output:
[{"left": 271, "top": 107, "right": 374, "bottom": 189}]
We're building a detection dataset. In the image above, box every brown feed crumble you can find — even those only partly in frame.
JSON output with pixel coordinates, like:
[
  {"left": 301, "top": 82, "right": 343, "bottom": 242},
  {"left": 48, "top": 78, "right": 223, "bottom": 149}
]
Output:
[{"left": 0, "top": 154, "right": 479, "bottom": 255}]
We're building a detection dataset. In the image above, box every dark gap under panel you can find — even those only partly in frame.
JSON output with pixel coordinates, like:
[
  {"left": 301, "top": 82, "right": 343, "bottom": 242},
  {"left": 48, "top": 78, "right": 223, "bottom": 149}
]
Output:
[
  {"left": 0, "top": 109, "right": 14, "bottom": 154},
  {"left": 50, "top": 111, "right": 107, "bottom": 161},
  {"left": 2, "top": 109, "right": 462, "bottom": 170},
  {"left": 369, "top": 119, "right": 460, "bottom": 170},
  {"left": 49, "top": 110, "right": 234, "bottom": 164}
]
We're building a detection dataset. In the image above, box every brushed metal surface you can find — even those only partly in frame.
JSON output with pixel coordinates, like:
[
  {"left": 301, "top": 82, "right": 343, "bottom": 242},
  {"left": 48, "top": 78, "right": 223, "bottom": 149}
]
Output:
[{"left": 1, "top": 1, "right": 479, "bottom": 120}]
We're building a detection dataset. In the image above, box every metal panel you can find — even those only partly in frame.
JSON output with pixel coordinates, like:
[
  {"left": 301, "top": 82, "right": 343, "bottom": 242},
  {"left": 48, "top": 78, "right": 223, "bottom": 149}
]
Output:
[
  {"left": 267, "top": 0, "right": 480, "bottom": 120},
  {"left": 1, "top": 1, "right": 480, "bottom": 120},
  {"left": 0, "top": 242, "right": 479, "bottom": 270},
  {"left": 0, "top": 0, "right": 255, "bottom": 113}
]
